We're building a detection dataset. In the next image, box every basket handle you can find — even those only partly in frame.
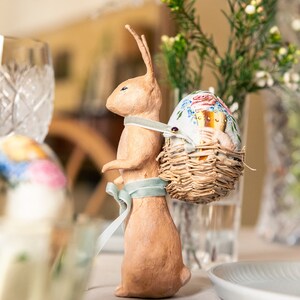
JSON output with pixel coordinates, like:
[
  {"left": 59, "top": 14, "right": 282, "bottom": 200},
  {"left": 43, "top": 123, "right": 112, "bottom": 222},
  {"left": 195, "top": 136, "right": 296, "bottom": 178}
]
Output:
[{"left": 124, "top": 116, "right": 196, "bottom": 149}]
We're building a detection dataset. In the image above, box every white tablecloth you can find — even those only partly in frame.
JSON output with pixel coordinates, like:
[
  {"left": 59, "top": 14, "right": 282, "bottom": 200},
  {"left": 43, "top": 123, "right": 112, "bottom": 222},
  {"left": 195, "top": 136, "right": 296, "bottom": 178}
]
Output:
[{"left": 84, "top": 227, "right": 300, "bottom": 300}]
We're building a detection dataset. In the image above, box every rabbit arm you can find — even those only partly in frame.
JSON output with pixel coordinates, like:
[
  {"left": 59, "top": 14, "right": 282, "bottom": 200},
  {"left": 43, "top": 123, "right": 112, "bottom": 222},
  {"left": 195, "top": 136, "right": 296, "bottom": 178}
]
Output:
[
  {"left": 102, "top": 146, "right": 151, "bottom": 171},
  {"left": 102, "top": 159, "right": 133, "bottom": 172},
  {"left": 102, "top": 157, "right": 147, "bottom": 172},
  {"left": 102, "top": 127, "right": 158, "bottom": 173}
]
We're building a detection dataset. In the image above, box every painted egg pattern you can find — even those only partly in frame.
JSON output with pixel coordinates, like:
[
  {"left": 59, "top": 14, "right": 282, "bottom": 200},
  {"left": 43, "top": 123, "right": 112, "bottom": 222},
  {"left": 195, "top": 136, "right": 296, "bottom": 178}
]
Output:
[
  {"left": 168, "top": 90, "right": 241, "bottom": 150},
  {"left": 0, "top": 135, "right": 70, "bottom": 221}
]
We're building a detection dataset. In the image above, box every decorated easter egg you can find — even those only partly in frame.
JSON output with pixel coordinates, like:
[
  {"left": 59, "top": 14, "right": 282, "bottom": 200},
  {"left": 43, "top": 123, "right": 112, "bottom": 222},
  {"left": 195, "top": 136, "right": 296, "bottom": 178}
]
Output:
[
  {"left": 168, "top": 90, "right": 241, "bottom": 150},
  {"left": 158, "top": 90, "right": 245, "bottom": 204},
  {"left": 0, "top": 135, "right": 72, "bottom": 221}
]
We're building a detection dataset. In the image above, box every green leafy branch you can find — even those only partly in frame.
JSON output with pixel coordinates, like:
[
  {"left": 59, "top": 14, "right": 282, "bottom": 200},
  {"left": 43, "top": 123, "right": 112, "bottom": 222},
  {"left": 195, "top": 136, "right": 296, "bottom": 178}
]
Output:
[{"left": 160, "top": 0, "right": 300, "bottom": 119}]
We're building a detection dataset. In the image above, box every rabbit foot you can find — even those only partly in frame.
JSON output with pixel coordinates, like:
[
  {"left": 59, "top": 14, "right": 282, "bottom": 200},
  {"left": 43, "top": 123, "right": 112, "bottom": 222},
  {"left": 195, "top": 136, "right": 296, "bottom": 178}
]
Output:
[
  {"left": 180, "top": 266, "right": 191, "bottom": 286},
  {"left": 115, "top": 285, "right": 128, "bottom": 297}
]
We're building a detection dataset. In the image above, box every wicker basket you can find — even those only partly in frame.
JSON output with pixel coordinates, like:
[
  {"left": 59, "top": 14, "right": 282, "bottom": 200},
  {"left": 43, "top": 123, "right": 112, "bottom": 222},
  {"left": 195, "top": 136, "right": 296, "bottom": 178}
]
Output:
[{"left": 158, "top": 129, "right": 245, "bottom": 204}]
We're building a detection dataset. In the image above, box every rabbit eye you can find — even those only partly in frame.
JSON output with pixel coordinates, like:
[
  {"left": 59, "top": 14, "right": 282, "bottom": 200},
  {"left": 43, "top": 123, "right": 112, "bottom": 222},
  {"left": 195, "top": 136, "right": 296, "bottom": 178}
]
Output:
[{"left": 120, "top": 86, "right": 128, "bottom": 91}]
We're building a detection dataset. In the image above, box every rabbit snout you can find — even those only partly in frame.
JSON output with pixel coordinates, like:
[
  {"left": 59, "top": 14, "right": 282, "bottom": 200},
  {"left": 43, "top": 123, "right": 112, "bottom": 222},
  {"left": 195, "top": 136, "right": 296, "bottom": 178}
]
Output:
[{"left": 106, "top": 77, "right": 161, "bottom": 117}]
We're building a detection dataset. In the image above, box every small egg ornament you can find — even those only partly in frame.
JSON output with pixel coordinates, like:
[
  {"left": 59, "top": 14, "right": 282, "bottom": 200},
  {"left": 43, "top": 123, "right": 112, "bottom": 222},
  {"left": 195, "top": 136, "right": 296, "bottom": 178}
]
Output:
[
  {"left": 158, "top": 90, "right": 245, "bottom": 204},
  {"left": 0, "top": 135, "right": 72, "bottom": 222}
]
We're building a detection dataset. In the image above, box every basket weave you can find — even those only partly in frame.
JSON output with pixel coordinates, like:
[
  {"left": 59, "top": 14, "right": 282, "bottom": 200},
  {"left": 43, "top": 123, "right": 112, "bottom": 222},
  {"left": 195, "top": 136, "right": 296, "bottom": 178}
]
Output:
[{"left": 157, "top": 130, "right": 245, "bottom": 204}]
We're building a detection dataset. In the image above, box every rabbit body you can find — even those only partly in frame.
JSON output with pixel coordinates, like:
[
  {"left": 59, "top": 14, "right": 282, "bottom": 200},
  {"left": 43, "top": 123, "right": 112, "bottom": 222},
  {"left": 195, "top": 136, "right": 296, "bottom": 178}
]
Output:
[{"left": 102, "top": 25, "right": 190, "bottom": 298}]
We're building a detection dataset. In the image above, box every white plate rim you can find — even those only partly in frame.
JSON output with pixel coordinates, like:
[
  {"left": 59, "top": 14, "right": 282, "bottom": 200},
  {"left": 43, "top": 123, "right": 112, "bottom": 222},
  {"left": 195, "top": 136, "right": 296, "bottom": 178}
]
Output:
[{"left": 208, "top": 261, "right": 300, "bottom": 300}]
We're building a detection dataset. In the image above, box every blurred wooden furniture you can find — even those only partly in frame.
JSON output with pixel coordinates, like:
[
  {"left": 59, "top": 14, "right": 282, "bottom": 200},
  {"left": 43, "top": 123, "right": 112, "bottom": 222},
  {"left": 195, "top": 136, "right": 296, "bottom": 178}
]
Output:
[{"left": 48, "top": 116, "right": 119, "bottom": 217}]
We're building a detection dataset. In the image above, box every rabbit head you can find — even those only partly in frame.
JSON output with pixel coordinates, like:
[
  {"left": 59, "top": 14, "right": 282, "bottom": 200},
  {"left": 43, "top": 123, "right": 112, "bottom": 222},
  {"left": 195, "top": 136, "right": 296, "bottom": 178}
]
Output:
[{"left": 106, "top": 25, "right": 162, "bottom": 119}]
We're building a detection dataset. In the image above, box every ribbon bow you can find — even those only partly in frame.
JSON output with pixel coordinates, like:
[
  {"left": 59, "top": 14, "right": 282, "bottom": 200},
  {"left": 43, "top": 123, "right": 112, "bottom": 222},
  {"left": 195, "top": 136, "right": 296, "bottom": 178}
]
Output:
[{"left": 96, "top": 177, "right": 167, "bottom": 254}]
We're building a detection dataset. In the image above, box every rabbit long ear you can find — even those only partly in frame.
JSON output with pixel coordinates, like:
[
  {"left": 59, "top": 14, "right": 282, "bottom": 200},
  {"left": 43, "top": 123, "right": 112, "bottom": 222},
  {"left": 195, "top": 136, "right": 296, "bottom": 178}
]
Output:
[{"left": 125, "top": 24, "right": 154, "bottom": 80}]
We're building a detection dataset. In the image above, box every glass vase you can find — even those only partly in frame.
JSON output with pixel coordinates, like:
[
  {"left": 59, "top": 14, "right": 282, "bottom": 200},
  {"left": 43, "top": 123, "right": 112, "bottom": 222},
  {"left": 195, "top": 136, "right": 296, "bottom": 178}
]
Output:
[
  {"left": 0, "top": 218, "right": 101, "bottom": 300},
  {"left": 257, "top": 93, "right": 300, "bottom": 245},
  {"left": 171, "top": 179, "right": 243, "bottom": 270}
]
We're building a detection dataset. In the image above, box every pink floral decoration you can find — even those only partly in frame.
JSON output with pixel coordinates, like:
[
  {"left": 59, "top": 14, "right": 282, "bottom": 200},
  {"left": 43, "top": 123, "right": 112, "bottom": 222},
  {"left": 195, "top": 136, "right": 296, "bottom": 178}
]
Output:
[{"left": 27, "top": 159, "right": 67, "bottom": 189}]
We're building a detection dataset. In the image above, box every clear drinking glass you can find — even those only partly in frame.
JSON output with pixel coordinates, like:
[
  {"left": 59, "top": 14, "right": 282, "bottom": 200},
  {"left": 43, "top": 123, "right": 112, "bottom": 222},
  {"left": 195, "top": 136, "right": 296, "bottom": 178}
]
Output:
[{"left": 0, "top": 36, "right": 54, "bottom": 142}]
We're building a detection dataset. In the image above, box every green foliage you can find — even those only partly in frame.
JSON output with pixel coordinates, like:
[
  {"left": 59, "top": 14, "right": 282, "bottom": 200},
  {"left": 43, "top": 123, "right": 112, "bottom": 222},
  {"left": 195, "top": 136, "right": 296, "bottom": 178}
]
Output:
[
  {"left": 16, "top": 252, "right": 29, "bottom": 262},
  {"left": 160, "top": 0, "right": 300, "bottom": 118}
]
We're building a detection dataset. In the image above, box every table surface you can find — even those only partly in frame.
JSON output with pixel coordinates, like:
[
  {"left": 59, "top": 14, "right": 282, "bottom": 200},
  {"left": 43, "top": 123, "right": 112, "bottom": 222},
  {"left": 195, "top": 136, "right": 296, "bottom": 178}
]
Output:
[{"left": 84, "top": 227, "right": 300, "bottom": 300}]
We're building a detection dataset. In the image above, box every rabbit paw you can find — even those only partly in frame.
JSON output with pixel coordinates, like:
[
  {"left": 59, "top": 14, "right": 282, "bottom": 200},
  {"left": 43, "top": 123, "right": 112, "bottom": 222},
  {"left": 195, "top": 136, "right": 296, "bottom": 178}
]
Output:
[
  {"left": 102, "top": 161, "right": 117, "bottom": 173},
  {"left": 114, "top": 176, "right": 124, "bottom": 185}
]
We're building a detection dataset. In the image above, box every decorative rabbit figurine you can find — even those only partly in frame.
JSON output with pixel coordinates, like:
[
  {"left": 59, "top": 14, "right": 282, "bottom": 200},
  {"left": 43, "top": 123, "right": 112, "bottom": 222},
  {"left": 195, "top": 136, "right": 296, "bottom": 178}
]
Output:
[{"left": 102, "top": 25, "right": 191, "bottom": 298}]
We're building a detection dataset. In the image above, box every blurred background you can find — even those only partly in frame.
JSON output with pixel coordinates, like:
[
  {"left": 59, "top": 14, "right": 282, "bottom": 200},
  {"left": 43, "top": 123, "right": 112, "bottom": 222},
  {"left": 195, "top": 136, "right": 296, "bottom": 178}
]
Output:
[{"left": 0, "top": 0, "right": 266, "bottom": 226}]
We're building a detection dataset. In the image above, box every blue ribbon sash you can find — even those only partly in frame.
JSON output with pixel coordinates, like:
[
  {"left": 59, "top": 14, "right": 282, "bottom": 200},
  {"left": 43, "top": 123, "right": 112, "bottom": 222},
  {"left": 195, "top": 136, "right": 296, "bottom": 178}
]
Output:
[{"left": 96, "top": 177, "right": 167, "bottom": 254}]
